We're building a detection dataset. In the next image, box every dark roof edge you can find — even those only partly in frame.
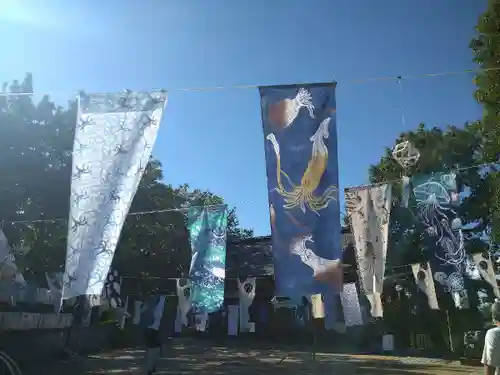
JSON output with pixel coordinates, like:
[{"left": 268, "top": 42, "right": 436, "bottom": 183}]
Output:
[{"left": 229, "top": 226, "right": 352, "bottom": 245}]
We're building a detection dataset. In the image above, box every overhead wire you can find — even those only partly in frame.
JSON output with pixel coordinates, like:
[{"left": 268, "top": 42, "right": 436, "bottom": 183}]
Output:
[{"left": 0, "top": 67, "right": 496, "bottom": 98}]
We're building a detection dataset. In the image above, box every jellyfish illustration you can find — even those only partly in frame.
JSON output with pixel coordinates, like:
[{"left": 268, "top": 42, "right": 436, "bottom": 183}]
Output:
[{"left": 413, "top": 177, "right": 465, "bottom": 269}]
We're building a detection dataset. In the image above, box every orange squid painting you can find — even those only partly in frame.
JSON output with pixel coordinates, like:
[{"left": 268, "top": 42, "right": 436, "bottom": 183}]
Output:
[{"left": 259, "top": 83, "right": 341, "bottom": 300}]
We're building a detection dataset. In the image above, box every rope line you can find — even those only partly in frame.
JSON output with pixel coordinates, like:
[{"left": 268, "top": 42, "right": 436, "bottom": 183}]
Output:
[
  {"left": 0, "top": 162, "right": 497, "bottom": 226},
  {"left": 0, "top": 67, "right": 497, "bottom": 98},
  {"left": 345, "top": 161, "right": 498, "bottom": 191},
  {"left": 0, "top": 204, "right": 227, "bottom": 225}
]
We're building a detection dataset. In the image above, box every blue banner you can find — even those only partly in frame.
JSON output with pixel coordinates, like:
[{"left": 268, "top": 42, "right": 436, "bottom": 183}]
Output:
[
  {"left": 187, "top": 206, "right": 228, "bottom": 313},
  {"left": 259, "top": 83, "right": 341, "bottom": 299},
  {"left": 410, "top": 172, "right": 467, "bottom": 295}
]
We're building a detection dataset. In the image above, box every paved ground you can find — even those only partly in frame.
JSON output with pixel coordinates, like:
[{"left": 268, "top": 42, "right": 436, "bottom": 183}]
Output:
[{"left": 15, "top": 339, "right": 482, "bottom": 375}]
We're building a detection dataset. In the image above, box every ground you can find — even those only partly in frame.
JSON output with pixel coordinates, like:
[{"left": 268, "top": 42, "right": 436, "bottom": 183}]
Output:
[{"left": 19, "top": 339, "right": 482, "bottom": 375}]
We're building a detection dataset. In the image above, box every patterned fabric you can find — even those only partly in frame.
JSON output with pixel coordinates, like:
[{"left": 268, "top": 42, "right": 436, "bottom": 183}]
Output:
[
  {"left": 409, "top": 172, "right": 468, "bottom": 308},
  {"left": 411, "top": 262, "right": 439, "bottom": 310},
  {"left": 259, "top": 83, "right": 341, "bottom": 300},
  {"left": 187, "top": 206, "right": 228, "bottom": 313},
  {"left": 340, "top": 283, "right": 363, "bottom": 327},
  {"left": 63, "top": 91, "right": 167, "bottom": 299},
  {"left": 472, "top": 253, "right": 500, "bottom": 298},
  {"left": 102, "top": 268, "right": 123, "bottom": 308},
  {"left": 345, "top": 183, "right": 392, "bottom": 318},
  {"left": 237, "top": 277, "right": 256, "bottom": 332}
]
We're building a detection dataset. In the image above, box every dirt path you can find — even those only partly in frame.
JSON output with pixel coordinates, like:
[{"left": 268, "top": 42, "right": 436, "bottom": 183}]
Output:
[{"left": 16, "top": 340, "right": 482, "bottom": 375}]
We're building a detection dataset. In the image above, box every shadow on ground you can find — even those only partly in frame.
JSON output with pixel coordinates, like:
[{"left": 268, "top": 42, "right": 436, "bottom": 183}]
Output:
[{"left": 19, "top": 339, "right": 481, "bottom": 375}]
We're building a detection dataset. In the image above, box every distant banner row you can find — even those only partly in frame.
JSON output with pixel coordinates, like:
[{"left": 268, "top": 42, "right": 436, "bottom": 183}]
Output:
[{"left": 0, "top": 84, "right": 496, "bottom": 321}]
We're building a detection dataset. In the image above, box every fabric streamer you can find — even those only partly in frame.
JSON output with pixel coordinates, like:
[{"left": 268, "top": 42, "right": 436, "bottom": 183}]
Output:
[
  {"left": 227, "top": 305, "right": 239, "bottom": 336},
  {"left": 141, "top": 295, "right": 166, "bottom": 330},
  {"left": 409, "top": 172, "right": 468, "bottom": 309},
  {"left": 411, "top": 262, "right": 439, "bottom": 310},
  {"left": 195, "top": 312, "right": 209, "bottom": 332},
  {"left": 345, "top": 183, "right": 392, "bottom": 318},
  {"left": 237, "top": 277, "right": 256, "bottom": 332},
  {"left": 340, "top": 283, "right": 363, "bottom": 327},
  {"left": 64, "top": 90, "right": 167, "bottom": 299},
  {"left": 187, "top": 206, "right": 228, "bottom": 313},
  {"left": 133, "top": 300, "right": 144, "bottom": 325},
  {"left": 309, "top": 294, "right": 325, "bottom": 318},
  {"left": 175, "top": 278, "right": 192, "bottom": 331},
  {"left": 259, "top": 83, "right": 342, "bottom": 300},
  {"left": 472, "top": 253, "right": 500, "bottom": 299},
  {"left": 0, "top": 229, "right": 25, "bottom": 284}
]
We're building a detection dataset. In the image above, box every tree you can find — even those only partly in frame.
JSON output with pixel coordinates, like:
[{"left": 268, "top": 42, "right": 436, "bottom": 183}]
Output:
[
  {"left": 369, "top": 123, "right": 494, "bottom": 268},
  {"left": 470, "top": 0, "right": 500, "bottom": 243},
  {"left": 0, "top": 74, "right": 253, "bottom": 289}
]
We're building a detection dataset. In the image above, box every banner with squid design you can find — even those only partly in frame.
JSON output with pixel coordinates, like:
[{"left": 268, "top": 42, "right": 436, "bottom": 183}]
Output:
[
  {"left": 409, "top": 172, "right": 468, "bottom": 308},
  {"left": 259, "top": 83, "right": 341, "bottom": 300},
  {"left": 345, "top": 183, "right": 392, "bottom": 318},
  {"left": 63, "top": 91, "right": 167, "bottom": 299},
  {"left": 187, "top": 206, "right": 228, "bottom": 313}
]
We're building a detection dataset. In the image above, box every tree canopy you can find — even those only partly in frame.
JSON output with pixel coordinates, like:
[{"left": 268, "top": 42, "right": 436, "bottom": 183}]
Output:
[
  {"left": 470, "top": 0, "right": 500, "bottom": 243},
  {"left": 0, "top": 75, "right": 253, "bottom": 291},
  {"left": 367, "top": 1, "right": 500, "bottom": 268}
]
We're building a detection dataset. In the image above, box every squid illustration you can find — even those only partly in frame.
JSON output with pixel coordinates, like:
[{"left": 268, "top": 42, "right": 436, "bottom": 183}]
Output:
[
  {"left": 290, "top": 235, "right": 342, "bottom": 287},
  {"left": 266, "top": 117, "right": 338, "bottom": 214},
  {"left": 268, "top": 88, "right": 315, "bottom": 129}
]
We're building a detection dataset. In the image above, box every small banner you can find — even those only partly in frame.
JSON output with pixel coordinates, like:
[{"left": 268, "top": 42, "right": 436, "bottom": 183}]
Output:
[
  {"left": 411, "top": 262, "right": 439, "bottom": 310},
  {"left": 345, "top": 183, "right": 392, "bottom": 317}
]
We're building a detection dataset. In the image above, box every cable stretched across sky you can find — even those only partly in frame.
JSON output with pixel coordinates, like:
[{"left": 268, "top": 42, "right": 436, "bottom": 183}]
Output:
[{"left": 0, "top": 66, "right": 497, "bottom": 98}]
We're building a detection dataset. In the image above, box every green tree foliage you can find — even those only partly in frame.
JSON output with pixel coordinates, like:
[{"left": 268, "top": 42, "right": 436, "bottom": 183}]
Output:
[
  {"left": 369, "top": 123, "right": 495, "bottom": 268},
  {"left": 470, "top": 0, "right": 500, "bottom": 242},
  {"left": 0, "top": 74, "right": 253, "bottom": 289}
]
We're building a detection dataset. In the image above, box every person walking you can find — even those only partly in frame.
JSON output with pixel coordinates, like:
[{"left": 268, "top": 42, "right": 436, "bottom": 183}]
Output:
[
  {"left": 141, "top": 295, "right": 166, "bottom": 375},
  {"left": 482, "top": 299, "right": 500, "bottom": 375}
]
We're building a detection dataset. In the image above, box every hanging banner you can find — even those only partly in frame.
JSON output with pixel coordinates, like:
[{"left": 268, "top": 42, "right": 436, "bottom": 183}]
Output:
[
  {"left": 175, "top": 278, "right": 192, "bottom": 332},
  {"left": 472, "top": 252, "right": 500, "bottom": 299},
  {"left": 345, "top": 183, "right": 392, "bottom": 318},
  {"left": 409, "top": 172, "right": 468, "bottom": 308},
  {"left": 259, "top": 83, "right": 342, "bottom": 300},
  {"left": 63, "top": 91, "right": 167, "bottom": 299},
  {"left": 340, "top": 283, "right": 363, "bottom": 327},
  {"left": 187, "top": 206, "right": 228, "bottom": 313},
  {"left": 0, "top": 229, "right": 25, "bottom": 284},
  {"left": 411, "top": 262, "right": 439, "bottom": 310},
  {"left": 237, "top": 277, "right": 256, "bottom": 332}
]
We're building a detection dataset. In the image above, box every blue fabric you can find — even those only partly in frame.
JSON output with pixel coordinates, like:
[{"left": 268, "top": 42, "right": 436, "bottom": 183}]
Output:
[
  {"left": 410, "top": 172, "right": 466, "bottom": 292},
  {"left": 259, "top": 84, "right": 341, "bottom": 300},
  {"left": 187, "top": 206, "right": 228, "bottom": 313}
]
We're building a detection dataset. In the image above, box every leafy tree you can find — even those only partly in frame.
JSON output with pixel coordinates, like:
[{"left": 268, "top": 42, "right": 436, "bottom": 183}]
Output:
[
  {"left": 0, "top": 74, "right": 253, "bottom": 290},
  {"left": 369, "top": 123, "right": 494, "bottom": 268},
  {"left": 470, "top": 0, "right": 500, "bottom": 243}
]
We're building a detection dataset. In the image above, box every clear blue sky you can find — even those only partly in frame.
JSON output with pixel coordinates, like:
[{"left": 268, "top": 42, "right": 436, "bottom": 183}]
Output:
[{"left": 0, "top": 0, "right": 485, "bottom": 236}]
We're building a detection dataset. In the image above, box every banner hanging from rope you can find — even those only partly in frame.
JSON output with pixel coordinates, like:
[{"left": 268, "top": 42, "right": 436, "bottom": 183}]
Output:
[
  {"left": 345, "top": 183, "right": 392, "bottom": 318},
  {"left": 63, "top": 90, "right": 167, "bottom": 299},
  {"left": 409, "top": 172, "right": 468, "bottom": 308},
  {"left": 187, "top": 206, "right": 228, "bottom": 313},
  {"left": 259, "top": 83, "right": 342, "bottom": 299}
]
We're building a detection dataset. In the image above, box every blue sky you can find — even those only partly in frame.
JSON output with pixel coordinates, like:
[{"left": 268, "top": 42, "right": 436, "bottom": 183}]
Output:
[{"left": 0, "top": 0, "right": 485, "bottom": 236}]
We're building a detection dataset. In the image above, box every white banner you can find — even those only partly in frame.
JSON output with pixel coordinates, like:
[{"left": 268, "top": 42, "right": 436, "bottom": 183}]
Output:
[
  {"left": 345, "top": 183, "right": 392, "bottom": 318},
  {"left": 63, "top": 91, "right": 167, "bottom": 299}
]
